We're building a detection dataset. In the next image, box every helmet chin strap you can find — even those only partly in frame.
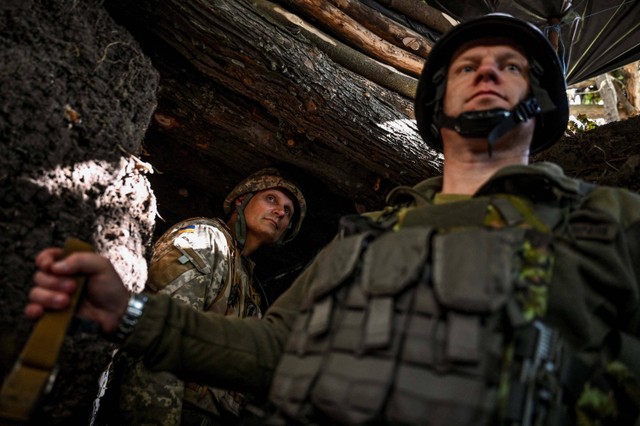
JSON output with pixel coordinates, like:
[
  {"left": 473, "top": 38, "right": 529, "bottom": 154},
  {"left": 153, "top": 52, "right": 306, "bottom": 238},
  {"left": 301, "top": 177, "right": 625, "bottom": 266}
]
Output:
[
  {"left": 438, "top": 97, "right": 542, "bottom": 156},
  {"left": 234, "top": 193, "right": 255, "bottom": 250},
  {"left": 275, "top": 223, "right": 292, "bottom": 246}
]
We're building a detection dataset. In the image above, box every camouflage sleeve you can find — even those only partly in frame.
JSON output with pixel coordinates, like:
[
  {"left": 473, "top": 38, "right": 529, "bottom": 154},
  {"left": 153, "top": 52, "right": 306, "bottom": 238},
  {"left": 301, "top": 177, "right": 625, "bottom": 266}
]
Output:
[
  {"left": 115, "top": 354, "right": 185, "bottom": 425},
  {"left": 148, "top": 218, "right": 232, "bottom": 309},
  {"left": 116, "top": 219, "right": 233, "bottom": 422}
]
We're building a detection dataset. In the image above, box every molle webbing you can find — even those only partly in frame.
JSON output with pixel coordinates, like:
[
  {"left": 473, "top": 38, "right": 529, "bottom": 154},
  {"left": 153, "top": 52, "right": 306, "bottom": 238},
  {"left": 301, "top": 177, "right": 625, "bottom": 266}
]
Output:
[
  {"left": 268, "top": 195, "right": 589, "bottom": 425},
  {"left": 272, "top": 226, "right": 512, "bottom": 424}
]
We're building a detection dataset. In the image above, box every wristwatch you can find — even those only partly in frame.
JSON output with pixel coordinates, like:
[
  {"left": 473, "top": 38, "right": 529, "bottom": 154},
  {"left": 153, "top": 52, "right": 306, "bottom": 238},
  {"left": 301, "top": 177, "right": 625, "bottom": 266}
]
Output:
[{"left": 113, "top": 293, "right": 149, "bottom": 344}]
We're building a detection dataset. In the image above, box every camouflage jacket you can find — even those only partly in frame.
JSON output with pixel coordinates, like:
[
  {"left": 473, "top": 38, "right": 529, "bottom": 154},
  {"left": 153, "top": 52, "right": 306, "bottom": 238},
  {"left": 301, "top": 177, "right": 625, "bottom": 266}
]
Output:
[
  {"left": 123, "top": 163, "right": 640, "bottom": 423},
  {"left": 107, "top": 218, "right": 261, "bottom": 425}
]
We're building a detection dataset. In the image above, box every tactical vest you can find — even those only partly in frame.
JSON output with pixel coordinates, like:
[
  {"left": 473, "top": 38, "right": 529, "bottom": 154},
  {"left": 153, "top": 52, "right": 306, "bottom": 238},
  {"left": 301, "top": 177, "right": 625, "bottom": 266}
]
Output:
[{"left": 267, "top": 185, "right": 614, "bottom": 425}]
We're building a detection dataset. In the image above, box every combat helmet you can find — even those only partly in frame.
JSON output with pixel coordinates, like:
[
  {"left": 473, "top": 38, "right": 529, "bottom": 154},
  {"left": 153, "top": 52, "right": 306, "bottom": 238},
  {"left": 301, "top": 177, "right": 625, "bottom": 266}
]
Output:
[
  {"left": 415, "top": 13, "right": 568, "bottom": 154},
  {"left": 223, "top": 168, "right": 306, "bottom": 246}
]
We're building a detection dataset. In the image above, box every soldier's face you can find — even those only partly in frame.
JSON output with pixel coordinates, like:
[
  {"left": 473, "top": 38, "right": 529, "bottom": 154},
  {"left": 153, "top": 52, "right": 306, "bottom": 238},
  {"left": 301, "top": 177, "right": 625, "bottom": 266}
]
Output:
[
  {"left": 241, "top": 189, "right": 294, "bottom": 245},
  {"left": 443, "top": 41, "right": 531, "bottom": 117}
]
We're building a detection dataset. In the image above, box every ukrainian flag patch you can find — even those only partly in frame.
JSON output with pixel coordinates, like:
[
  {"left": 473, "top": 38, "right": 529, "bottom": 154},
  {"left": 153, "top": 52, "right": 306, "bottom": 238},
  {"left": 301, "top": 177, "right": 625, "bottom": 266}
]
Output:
[{"left": 178, "top": 225, "right": 196, "bottom": 234}]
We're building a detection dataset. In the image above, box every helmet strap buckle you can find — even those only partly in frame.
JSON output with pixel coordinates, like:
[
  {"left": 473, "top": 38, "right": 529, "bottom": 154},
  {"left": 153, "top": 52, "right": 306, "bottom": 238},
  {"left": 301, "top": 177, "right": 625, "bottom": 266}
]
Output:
[{"left": 438, "top": 97, "right": 543, "bottom": 157}]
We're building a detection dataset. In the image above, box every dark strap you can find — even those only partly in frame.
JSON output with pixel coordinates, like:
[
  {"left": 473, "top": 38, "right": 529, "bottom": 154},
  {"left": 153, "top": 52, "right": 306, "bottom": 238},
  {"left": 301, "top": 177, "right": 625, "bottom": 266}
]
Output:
[{"left": 0, "top": 238, "right": 93, "bottom": 424}]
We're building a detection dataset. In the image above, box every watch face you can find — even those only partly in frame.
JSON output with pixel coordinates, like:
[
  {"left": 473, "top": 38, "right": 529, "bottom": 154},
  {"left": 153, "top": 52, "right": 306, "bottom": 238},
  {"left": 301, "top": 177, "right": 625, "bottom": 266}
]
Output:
[{"left": 114, "top": 294, "right": 149, "bottom": 343}]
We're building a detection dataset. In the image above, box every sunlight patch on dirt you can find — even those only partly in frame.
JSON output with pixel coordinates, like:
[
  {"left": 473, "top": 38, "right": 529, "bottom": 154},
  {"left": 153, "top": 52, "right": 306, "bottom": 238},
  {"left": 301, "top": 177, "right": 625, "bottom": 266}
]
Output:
[{"left": 25, "top": 157, "right": 157, "bottom": 291}]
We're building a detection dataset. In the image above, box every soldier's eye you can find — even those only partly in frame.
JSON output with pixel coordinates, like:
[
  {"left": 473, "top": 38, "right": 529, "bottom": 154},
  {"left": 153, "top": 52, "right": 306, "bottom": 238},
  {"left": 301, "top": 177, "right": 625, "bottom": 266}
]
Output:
[{"left": 506, "top": 63, "right": 521, "bottom": 73}]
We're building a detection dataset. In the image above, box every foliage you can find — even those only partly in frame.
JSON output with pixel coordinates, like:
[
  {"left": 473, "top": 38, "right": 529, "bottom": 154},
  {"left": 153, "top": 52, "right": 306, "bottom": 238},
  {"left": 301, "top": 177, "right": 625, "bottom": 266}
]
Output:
[{"left": 567, "top": 113, "right": 599, "bottom": 135}]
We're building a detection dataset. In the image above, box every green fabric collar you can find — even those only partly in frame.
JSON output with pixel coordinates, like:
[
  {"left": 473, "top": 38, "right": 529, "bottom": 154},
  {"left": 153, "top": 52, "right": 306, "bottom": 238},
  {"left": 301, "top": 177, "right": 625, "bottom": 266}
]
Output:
[
  {"left": 412, "top": 162, "right": 584, "bottom": 203},
  {"left": 433, "top": 193, "right": 471, "bottom": 204}
]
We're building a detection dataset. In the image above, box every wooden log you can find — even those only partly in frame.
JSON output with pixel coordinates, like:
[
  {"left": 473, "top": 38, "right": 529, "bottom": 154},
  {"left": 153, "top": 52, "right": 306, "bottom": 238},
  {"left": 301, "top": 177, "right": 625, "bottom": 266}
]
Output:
[
  {"left": 622, "top": 61, "right": 640, "bottom": 110},
  {"left": 568, "top": 78, "right": 596, "bottom": 90},
  {"left": 281, "top": 0, "right": 425, "bottom": 76},
  {"left": 596, "top": 73, "right": 620, "bottom": 122},
  {"left": 612, "top": 77, "right": 638, "bottom": 118},
  {"left": 257, "top": 1, "right": 418, "bottom": 98},
  {"left": 376, "top": 0, "right": 455, "bottom": 34},
  {"left": 105, "top": 0, "right": 441, "bottom": 212},
  {"left": 361, "top": 0, "right": 441, "bottom": 41},
  {"left": 569, "top": 103, "right": 604, "bottom": 118},
  {"left": 327, "top": 0, "right": 433, "bottom": 58}
]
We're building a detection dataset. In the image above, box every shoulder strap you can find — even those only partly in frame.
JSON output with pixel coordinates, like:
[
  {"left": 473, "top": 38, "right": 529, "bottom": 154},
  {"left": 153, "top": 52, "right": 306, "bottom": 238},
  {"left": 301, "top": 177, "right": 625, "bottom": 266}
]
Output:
[{"left": 201, "top": 218, "right": 238, "bottom": 313}]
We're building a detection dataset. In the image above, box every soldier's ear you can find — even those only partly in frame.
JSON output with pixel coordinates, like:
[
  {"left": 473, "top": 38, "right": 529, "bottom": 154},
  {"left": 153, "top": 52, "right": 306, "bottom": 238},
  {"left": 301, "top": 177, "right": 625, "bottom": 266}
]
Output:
[{"left": 235, "top": 194, "right": 247, "bottom": 206}]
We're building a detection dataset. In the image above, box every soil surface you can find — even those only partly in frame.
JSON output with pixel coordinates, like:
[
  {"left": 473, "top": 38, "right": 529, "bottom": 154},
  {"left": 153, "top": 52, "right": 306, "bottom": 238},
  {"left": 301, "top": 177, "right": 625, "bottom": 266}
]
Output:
[
  {"left": 1, "top": 1, "right": 158, "bottom": 423},
  {"left": 536, "top": 116, "right": 640, "bottom": 193}
]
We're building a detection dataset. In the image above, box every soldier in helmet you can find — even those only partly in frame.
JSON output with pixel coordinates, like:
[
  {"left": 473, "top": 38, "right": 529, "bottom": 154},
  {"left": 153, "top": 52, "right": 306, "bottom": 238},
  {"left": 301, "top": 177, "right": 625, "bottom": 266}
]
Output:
[
  {"left": 93, "top": 168, "right": 306, "bottom": 425},
  {"left": 27, "top": 14, "right": 640, "bottom": 425}
]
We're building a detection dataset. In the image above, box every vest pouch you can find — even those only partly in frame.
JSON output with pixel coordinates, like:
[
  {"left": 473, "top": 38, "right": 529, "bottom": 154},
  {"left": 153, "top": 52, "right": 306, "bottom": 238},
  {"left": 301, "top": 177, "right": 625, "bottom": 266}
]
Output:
[
  {"left": 359, "top": 227, "right": 433, "bottom": 349},
  {"left": 360, "top": 227, "right": 433, "bottom": 296},
  {"left": 270, "top": 232, "right": 370, "bottom": 422},
  {"left": 432, "top": 227, "right": 525, "bottom": 314},
  {"left": 308, "top": 232, "right": 372, "bottom": 301},
  {"left": 393, "top": 226, "right": 529, "bottom": 425},
  {"left": 308, "top": 228, "right": 433, "bottom": 424}
]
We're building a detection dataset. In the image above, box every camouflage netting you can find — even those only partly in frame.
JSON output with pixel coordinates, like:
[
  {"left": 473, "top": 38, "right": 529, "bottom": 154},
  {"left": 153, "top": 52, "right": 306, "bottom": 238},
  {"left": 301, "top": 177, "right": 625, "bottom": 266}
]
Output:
[{"left": 0, "top": 0, "right": 159, "bottom": 423}]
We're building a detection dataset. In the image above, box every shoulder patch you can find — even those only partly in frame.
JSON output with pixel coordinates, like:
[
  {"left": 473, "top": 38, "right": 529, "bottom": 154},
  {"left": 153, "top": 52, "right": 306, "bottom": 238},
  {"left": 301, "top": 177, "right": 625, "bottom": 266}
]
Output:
[
  {"left": 177, "top": 225, "right": 196, "bottom": 234},
  {"left": 569, "top": 210, "right": 618, "bottom": 242},
  {"left": 569, "top": 223, "right": 618, "bottom": 241}
]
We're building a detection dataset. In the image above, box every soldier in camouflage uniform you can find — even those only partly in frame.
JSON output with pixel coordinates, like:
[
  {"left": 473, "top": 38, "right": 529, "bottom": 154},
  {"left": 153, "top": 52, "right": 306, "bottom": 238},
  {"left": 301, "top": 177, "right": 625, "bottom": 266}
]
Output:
[
  {"left": 28, "top": 14, "right": 640, "bottom": 425},
  {"left": 94, "top": 168, "right": 306, "bottom": 425}
]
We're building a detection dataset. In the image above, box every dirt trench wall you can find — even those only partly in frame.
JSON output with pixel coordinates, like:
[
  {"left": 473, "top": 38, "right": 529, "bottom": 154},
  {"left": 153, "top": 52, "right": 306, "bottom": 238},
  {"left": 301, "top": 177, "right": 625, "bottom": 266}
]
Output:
[{"left": 0, "top": 0, "right": 159, "bottom": 423}]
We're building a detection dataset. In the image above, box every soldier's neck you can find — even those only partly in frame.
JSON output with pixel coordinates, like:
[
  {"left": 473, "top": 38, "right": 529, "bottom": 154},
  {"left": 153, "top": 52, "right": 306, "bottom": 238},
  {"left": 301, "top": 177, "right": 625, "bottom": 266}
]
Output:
[{"left": 440, "top": 132, "right": 530, "bottom": 195}]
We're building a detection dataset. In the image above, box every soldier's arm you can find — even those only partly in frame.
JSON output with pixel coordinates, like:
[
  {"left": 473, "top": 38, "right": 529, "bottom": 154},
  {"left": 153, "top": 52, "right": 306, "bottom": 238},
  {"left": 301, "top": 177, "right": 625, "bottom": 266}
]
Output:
[
  {"left": 116, "top": 356, "right": 185, "bottom": 424},
  {"left": 27, "top": 240, "right": 314, "bottom": 394},
  {"left": 149, "top": 221, "right": 232, "bottom": 308}
]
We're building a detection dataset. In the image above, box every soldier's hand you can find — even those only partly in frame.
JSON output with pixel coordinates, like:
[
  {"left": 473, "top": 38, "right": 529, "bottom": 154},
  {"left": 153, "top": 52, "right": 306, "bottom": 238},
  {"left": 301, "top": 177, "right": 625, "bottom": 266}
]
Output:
[{"left": 26, "top": 247, "right": 130, "bottom": 335}]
